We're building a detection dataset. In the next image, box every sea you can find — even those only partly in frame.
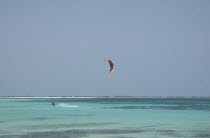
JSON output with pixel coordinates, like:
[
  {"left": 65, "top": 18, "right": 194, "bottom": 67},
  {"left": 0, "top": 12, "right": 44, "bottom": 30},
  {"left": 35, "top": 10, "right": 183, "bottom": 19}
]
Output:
[{"left": 0, "top": 98, "right": 210, "bottom": 138}]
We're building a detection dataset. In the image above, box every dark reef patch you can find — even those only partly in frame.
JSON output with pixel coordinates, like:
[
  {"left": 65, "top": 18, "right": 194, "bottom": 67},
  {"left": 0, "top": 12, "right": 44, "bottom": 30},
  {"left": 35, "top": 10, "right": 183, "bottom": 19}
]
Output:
[
  {"left": 19, "top": 122, "right": 118, "bottom": 130},
  {"left": 156, "top": 130, "right": 176, "bottom": 133},
  {"left": 0, "top": 128, "right": 144, "bottom": 138},
  {"left": 195, "top": 133, "right": 210, "bottom": 137},
  {"left": 155, "top": 130, "right": 182, "bottom": 137},
  {"left": 65, "top": 114, "right": 93, "bottom": 117},
  {"left": 2, "top": 128, "right": 210, "bottom": 138},
  {"left": 108, "top": 104, "right": 210, "bottom": 111},
  {"left": 30, "top": 117, "right": 49, "bottom": 121}
]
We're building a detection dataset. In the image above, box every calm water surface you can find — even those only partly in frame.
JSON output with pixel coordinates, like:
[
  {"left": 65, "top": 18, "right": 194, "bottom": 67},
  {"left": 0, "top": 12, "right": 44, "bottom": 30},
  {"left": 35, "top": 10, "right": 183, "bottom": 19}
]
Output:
[{"left": 0, "top": 98, "right": 210, "bottom": 138}]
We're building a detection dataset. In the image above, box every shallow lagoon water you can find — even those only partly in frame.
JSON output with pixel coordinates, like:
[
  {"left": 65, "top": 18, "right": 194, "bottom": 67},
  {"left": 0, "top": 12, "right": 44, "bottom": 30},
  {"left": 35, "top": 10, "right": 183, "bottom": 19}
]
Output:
[{"left": 0, "top": 98, "right": 210, "bottom": 138}]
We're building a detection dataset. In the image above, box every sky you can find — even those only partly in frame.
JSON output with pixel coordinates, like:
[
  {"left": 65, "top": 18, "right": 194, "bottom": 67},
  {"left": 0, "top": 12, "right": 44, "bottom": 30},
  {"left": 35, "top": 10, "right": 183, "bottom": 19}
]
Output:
[{"left": 0, "top": 0, "right": 210, "bottom": 96}]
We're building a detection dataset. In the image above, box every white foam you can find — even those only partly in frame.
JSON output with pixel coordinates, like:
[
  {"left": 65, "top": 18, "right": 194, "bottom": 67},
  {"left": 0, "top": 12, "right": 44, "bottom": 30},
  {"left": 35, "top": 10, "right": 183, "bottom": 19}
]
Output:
[{"left": 56, "top": 103, "right": 78, "bottom": 108}]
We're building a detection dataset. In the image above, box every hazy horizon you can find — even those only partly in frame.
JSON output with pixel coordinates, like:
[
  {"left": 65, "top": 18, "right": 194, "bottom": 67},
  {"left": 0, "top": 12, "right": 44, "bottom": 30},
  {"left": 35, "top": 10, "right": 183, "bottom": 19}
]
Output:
[
  {"left": 1, "top": 0, "right": 210, "bottom": 96},
  {"left": 1, "top": 94, "right": 210, "bottom": 98}
]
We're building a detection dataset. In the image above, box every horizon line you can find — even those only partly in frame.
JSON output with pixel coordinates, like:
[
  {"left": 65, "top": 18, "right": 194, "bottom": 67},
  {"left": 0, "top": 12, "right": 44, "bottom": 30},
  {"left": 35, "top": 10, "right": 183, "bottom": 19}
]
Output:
[{"left": 0, "top": 96, "right": 210, "bottom": 99}]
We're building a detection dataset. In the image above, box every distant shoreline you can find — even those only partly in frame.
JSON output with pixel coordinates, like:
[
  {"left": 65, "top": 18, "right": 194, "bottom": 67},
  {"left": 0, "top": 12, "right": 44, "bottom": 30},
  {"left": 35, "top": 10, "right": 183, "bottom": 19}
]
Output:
[{"left": 0, "top": 96, "right": 210, "bottom": 99}]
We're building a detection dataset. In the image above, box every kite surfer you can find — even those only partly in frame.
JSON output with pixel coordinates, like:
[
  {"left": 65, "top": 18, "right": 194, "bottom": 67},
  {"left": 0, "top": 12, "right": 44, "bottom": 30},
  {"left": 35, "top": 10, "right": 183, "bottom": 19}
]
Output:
[{"left": 52, "top": 102, "right": 56, "bottom": 106}]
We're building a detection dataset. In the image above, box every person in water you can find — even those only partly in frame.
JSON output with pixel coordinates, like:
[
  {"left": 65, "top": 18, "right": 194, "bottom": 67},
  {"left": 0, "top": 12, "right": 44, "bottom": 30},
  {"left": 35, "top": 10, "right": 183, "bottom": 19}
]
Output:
[{"left": 52, "top": 102, "right": 55, "bottom": 106}]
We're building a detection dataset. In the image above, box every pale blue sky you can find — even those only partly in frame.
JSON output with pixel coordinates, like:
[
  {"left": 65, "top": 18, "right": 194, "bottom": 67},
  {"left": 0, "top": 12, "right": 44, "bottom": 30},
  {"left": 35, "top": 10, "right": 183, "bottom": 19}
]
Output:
[{"left": 0, "top": 0, "right": 210, "bottom": 96}]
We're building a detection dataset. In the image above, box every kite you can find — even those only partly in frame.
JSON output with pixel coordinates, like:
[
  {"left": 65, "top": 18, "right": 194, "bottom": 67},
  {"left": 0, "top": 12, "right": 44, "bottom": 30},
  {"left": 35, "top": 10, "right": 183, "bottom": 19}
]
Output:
[{"left": 105, "top": 60, "right": 114, "bottom": 73}]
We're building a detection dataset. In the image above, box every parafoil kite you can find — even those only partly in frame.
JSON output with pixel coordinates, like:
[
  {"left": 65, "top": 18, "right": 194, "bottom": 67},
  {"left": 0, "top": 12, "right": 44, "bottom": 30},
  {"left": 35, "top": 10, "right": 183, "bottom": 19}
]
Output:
[{"left": 105, "top": 60, "right": 114, "bottom": 73}]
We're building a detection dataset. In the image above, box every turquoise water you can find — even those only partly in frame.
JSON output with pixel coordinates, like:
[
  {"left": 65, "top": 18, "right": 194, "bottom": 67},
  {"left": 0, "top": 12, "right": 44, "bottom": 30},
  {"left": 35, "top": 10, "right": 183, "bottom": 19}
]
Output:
[{"left": 0, "top": 98, "right": 210, "bottom": 138}]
